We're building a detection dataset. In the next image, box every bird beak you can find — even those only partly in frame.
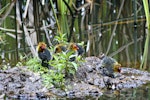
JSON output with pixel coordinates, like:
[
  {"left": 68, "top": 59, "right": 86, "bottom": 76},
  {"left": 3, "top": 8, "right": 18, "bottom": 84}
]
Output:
[{"left": 118, "top": 67, "right": 121, "bottom": 73}]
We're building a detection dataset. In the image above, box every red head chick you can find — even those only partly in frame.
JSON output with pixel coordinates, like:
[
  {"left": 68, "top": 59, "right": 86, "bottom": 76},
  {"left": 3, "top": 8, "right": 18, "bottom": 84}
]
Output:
[
  {"left": 37, "top": 42, "right": 47, "bottom": 52},
  {"left": 69, "top": 43, "right": 79, "bottom": 51}
]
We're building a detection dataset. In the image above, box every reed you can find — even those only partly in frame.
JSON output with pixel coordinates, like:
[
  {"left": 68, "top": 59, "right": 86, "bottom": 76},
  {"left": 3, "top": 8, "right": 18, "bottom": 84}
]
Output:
[
  {"left": 50, "top": 0, "right": 61, "bottom": 32},
  {"left": 140, "top": 0, "right": 150, "bottom": 69}
]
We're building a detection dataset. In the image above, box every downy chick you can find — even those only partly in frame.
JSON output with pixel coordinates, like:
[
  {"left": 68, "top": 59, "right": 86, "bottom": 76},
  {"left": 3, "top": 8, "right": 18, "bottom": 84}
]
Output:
[{"left": 37, "top": 42, "right": 51, "bottom": 68}]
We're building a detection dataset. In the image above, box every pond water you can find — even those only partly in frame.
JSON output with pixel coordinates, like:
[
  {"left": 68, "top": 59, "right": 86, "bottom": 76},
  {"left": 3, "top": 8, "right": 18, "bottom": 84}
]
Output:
[
  {"left": 47, "top": 82, "right": 149, "bottom": 100},
  {"left": 6, "top": 83, "right": 150, "bottom": 100},
  {"left": 67, "top": 83, "right": 150, "bottom": 100}
]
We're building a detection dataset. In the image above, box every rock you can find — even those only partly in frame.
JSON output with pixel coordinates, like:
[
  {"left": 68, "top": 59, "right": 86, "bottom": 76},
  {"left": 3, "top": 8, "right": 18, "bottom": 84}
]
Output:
[
  {"left": 0, "top": 84, "right": 4, "bottom": 91},
  {"left": 7, "top": 82, "right": 23, "bottom": 89},
  {"left": 1, "top": 57, "right": 150, "bottom": 99},
  {"left": 0, "top": 94, "right": 5, "bottom": 99},
  {"left": 0, "top": 66, "right": 48, "bottom": 99}
]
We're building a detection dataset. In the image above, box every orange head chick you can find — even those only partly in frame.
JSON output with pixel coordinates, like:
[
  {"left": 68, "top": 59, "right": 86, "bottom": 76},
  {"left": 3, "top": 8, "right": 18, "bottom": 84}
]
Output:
[
  {"left": 54, "top": 44, "right": 67, "bottom": 53},
  {"left": 113, "top": 62, "right": 121, "bottom": 73},
  {"left": 37, "top": 42, "right": 47, "bottom": 52},
  {"left": 37, "top": 42, "right": 51, "bottom": 68},
  {"left": 69, "top": 43, "right": 79, "bottom": 51}
]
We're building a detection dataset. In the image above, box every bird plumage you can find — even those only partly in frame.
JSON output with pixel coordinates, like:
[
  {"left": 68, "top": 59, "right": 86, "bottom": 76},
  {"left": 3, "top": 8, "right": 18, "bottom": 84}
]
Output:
[
  {"left": 67, "top": 43, "right": 84, "bottom": 61},
  {"left": 54, "top": 44, "right": 67, "bottom": 53},
  {"left": 76, "top": 44, "right": 84, "bottom": 56},
  {"left": 37, "top": 42, "right": 51, "bottom": 68},
  {"left": 100, "top": 56, "right": 121, "bottom": 78}
]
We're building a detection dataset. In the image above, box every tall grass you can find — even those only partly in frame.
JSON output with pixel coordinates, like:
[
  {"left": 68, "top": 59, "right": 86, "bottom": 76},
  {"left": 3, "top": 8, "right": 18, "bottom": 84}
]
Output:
[
  {"left": 50, "top": 0, "right": 60, "bottom": 32},
  {"left": 140, "top": 0, "right": 150, "bottom": 69}
]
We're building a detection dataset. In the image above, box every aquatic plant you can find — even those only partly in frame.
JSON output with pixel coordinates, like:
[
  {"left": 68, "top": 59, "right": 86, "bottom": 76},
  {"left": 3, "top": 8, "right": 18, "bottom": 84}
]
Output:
[
  {"left": 140, "top": 0, "right": 150, "bottom": 69},
  {"left": 26, "top": 33, "right": 83, "bottom": 89}
]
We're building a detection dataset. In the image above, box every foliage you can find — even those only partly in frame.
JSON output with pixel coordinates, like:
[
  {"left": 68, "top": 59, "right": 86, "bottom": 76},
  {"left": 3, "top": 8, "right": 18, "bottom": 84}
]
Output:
[
  {"left": 0, "top": 3, "right": 10, "bottom": 15},
  {"left": 42, "top": 70, "right": 65, "bottom": 89},
  {"left": 51, "top": 51, "right": 79, "bottom": 75},
  {"left": 26, "top": 57, "right": 49, "bottom": 73},
  {"left": 42, "top": 48, "right": 82, "bottom": 89},
  {"left": 0, "top": 64, "right": 9, "bottom": 70},
  {"left": 2, "top": 0, "right": 149, "bottom": 70},
  {"left": 54, "top": 33, "right": 67, "bottom": 44},
  {"left": 26, "top": 33, "right": 84, "bottom": 89},
  {"left": 26, "top": 51, "right": 82, "bottom": 89},
  {"left": 50, "top": 0, "right": 60, "bottom": 31},
  {"left": 57, "top": 0, "right": 68, "bottom": 15}
]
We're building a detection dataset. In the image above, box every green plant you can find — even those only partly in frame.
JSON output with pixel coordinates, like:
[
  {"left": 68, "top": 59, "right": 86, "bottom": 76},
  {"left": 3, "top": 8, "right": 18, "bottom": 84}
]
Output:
[
  {"left": 26, "top": 57, "right": 49, "bottom": 73},
  {"left": 42, "top": 70, "right": 65, "bottom": 89},
  {"left": 50, "top": 51, "right": 79, "bottom": 76},
  {"left": 42, "top": 51, "right": 80, "bottom": 89},
  {"left": 54, "top": 33, "right": 67, "bottom": 44},
  {"left": 26, "top": 52, "right": 81, "bottom": 89},
  {"left": 26, "top": 32, "right": 84, "bottom": 89},
  {"left": 0, "top": 3, "right": 10, "bottom": 15},
  {"left": 140, "top": 0, "right": 150, "bottom": 69}
]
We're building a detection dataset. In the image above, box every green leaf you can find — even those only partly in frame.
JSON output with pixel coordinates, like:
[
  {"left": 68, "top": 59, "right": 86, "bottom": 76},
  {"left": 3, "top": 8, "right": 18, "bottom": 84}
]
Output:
[
  {"left": 78, "top": 41, "right": 84, "bottom": 46},
  {"left": 71, "top": 62, "right": 78, "bottom": 70}
]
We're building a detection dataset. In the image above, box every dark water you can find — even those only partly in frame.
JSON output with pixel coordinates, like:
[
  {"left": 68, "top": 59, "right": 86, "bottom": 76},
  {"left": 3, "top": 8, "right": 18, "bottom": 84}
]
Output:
[
  {"left": 62, "top": 83, "right": 150, "bottom": 100},
  {"left": 86, "top": 83, "right": 150, "bottom": 100},
  {"left": 5, "top": 83, "right": 150, "bottom": 100}
]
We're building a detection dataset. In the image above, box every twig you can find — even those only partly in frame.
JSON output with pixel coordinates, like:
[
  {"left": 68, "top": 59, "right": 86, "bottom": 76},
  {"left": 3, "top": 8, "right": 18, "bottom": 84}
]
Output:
[
  {"left": 106, "top": 0, "right": 125, "bottom": 55},
  {"left": 125, "top": 46, "right": 130, "bottom": 66},
  {"left": 42, "top": 20, "right": 52, "bottom": 46},
  {"left": 72, "top": 2, "right": 91, "bottom": 11},
  {"left": 5, "top": 32, "right": 21, "bottom": 39},
  {"left": 15, "top": 2, "right": 37, "bottom": 57},
  {"left": 108, "top": 36, "right": 143, "bottom": 57},
  {"left": 23, "top": 0, "right": 30, "bottom": 18},
  {"left": 40, "top": 23, "right": 55, "bottom": 30},
  {"left": 23, "top": 25, "right": 38, "bottom": 57},
  {"left": 0, "top": 27, "right": 22, "bottom": 33}
]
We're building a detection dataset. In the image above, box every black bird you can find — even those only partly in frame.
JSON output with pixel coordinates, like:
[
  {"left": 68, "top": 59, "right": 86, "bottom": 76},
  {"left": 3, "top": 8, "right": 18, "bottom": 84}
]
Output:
[
  {"left": 37, "top": 42, "right": 51, "bottom": 68},
  {"left": 100, "top": 56, "right": 121, "bottom": 78},
  {"left": 67, "top": 43, "right": 84, "bottom": 61},
  {"left": 76, "top": 44, "right": 84, "bottom": 56},
  {"left": 54, "top": 43, "right": 67, "bottom": 53}
]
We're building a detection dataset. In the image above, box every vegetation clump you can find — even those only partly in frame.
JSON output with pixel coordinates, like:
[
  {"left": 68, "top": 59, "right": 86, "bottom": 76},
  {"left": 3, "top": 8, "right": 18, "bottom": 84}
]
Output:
[{"left": 26, "top": 33, "right": 84, "bottom": 90}]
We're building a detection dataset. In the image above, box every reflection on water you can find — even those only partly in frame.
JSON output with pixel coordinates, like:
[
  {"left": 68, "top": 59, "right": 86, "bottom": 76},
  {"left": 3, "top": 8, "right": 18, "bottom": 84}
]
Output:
[
  {"left": 86, "top": 83, "right": 150, "bottom": 100},
  {"left": 65, "top": 83, "right": 150, "bottom": 100},
  {"left": 5, "top": 83, "right": 150, "bottom": 100}
]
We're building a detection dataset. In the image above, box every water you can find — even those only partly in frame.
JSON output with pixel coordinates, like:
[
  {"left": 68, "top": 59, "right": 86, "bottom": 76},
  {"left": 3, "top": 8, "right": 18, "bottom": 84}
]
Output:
[
  {"left": 4, "top": 83, "right": 150, "bottom": 100},
  {"left": 85, "top": 83, "right": 150, "bottom": 100}
]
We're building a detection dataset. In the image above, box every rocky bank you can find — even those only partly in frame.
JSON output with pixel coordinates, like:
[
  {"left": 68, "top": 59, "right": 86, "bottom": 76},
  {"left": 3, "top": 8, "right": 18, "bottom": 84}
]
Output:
[{"left": 0, "top": 57, "right": 150, "bottom": 99}]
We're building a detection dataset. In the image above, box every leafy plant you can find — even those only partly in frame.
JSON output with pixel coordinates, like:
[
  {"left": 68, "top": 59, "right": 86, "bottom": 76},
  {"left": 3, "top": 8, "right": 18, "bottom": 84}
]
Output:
[
  {"left": 54, "top": 33, "right": 67, "bottom": 44},
  {"left": 50, "top": 51, "right": 79, "bottom": 76},
  {"left": 42, "top": 51, "right": 81, "bottom": 89},
  {"left": 42, "top": 70, "right": 65, "bottom": 89},
  {"left": 26, "top": 51, "right": 81, "bottom": 89},
  {"left": 26, "top": 57, "right": 49, "bottom": 73},
  {"left": 26, "top": 32, "right": 84, "bottom": 89}
]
